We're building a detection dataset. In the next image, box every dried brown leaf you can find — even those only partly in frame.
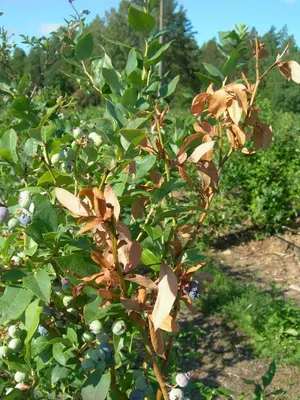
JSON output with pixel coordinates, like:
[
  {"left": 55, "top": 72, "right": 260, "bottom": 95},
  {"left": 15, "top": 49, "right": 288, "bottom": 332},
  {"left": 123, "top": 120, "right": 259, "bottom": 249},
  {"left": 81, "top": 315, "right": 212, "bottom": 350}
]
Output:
[
  {"left": 196, "top": 160, "right": 218, "bottom": 191},
  {"left": 231, "top": 124, "right": 246, "bottom": 146},
  {"left": 124, "top": 274, "right": 158, "bottom": 291},
  {"left": 191, "top": 93, "right": 209, "bottom": 115},
  {"left": 137, "top": 288, "right": 147, "bottom": 304},
  {"left": 278, "top": 60, "right": 300, "bottom": 84},
  {"left": 188, "top": 141, "right": 215, "bottom": 163},
  {"left": 201, "top": 135, "right": 213, "bottom": 161},
  {"left": 76, "top": 217, "right": 102, "bottom": 236},
  {"left": 149, "top": 317, "right": 165, "bottom": 358},
  {"left": 91, "top": 251, "right": 113, "bottom": 269},
  {"left": 55, "top": 188, "right": 91, "bottom": 217},
  {"left": 152, "top": 265, "right": 178, "bottom": 331},
  {"left": 244, "top": 107, "right": 259, "bottom": 125},
  {"left": 177, "top": 133, "right": 202, "bottom": 157},
  {"left": 104, "top": 184, "right": 120, "bottom": 220}
]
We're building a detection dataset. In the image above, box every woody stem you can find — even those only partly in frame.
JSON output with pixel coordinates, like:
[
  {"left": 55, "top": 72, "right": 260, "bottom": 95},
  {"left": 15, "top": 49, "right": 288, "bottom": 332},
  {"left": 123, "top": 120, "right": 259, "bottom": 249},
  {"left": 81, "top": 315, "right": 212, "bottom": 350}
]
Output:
[{"left": 110, "top": 217, "right": 127, "bottom": 296}]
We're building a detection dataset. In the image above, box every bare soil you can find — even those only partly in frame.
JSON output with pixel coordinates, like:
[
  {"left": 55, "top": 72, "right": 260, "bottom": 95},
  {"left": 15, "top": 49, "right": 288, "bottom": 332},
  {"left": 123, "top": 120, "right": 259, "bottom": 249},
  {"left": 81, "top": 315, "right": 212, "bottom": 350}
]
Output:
[{"left": 178, "top": 230, "right": 300, "bottom": 399}]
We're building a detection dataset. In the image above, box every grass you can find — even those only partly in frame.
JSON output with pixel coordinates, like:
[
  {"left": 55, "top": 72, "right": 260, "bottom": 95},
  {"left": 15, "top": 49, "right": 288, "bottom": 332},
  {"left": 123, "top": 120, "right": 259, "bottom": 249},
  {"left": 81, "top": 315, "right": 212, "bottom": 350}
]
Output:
[{"left": 197, "top": 262, "right": 300, "bottom": 366}]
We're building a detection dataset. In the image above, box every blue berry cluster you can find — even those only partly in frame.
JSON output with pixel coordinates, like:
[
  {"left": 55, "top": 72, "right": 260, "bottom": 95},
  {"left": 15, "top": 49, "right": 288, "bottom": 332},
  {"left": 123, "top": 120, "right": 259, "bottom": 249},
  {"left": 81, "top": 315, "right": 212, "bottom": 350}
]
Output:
[{"left": 183, "top": 280, "right": 200, "bottom": 300}]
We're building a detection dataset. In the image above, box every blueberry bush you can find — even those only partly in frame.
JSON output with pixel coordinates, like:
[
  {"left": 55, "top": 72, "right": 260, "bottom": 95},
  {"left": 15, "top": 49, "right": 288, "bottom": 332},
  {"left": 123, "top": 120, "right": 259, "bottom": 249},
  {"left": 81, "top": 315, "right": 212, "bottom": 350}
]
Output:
[{"left": 0, "top": 1, "right": 299, "bottom": 399}]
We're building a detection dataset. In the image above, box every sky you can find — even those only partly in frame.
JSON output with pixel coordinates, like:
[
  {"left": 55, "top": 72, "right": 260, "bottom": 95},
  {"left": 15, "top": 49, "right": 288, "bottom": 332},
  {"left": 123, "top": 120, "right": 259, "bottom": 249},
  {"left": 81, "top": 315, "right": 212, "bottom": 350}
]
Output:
[{"left": 1, "top": 0, "right": 299, "bottom": 50}]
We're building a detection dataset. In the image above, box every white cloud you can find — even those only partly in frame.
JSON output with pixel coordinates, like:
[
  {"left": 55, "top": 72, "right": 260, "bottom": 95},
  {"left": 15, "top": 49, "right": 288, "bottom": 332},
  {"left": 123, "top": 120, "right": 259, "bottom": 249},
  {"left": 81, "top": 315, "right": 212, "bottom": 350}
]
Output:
[
  {"left": 39, "top": 23, "right": 61, "bottom": 35},
  {"left": 281, "top": 0, "right": 297, "bottom": 4}
]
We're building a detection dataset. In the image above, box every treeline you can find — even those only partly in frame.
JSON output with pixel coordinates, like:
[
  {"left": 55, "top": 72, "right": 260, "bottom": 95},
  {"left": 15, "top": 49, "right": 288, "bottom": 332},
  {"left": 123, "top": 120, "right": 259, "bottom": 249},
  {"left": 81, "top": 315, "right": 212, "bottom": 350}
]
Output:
[{"left": 6, "top": 0, "right": 300, "bottom": 112}]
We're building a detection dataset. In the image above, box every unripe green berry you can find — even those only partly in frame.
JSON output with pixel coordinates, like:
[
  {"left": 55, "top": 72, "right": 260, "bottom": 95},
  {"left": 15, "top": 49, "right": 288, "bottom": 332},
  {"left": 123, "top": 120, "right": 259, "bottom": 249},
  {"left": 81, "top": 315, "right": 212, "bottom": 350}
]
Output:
[
  {"left": 14, "top": 371, "right": 27, "bottom": 383},
  {"left": 66, "top": 148, "right": 76, "bottom": 161},
  {"left": 8, "top": 218, "right": 20, "bottom": 230},
  {"left": 61, "top": 160, "right": 74, "bottom": 173},
  {"left": 62, "top": 295, "right": 74, "bottom": 307},
  {"left": 8, "top": 338, "right": 22, "bottom": 352},
  {"left": 144, "top": 385, "right": 154, "bottom": 397},
  {"left": 51, "top": 153, "right": 60, "bottom": 165},
  {"left": 18, "top": 191, "right": 31, "bottom": 209},
  {"left": 95, "top": 359, "right": 106, "bottom": 371},
  {"left": 59, "top": 149, "right": 68, "bottom": 161},
  {"left": 0, "top": 345, "right": 12, "bottom": 358},
  {"left": 82, "top": 331, "right": 95, "bottom": 342},
  {"left": 81, "top": 358, "right": 95, "bottom": 371},
  {"left": 87, "top": 348, "right": 106, "bottom": 362},
  {"left": 89, "top": 320, "right": 103, "bottom": 335},
  {"left": 72, "top": 127, "right": 82, "bottom": 139},
  {"left": 88, "top": 132, "right": 103, "bottom": 147},
  {"left": 112, "top": 320, "right": 127, "bottom": 336},
  {"left": 11, "top": 255, "right": 22, "bottom": 266},
  {"left": 96, "top": 332, "right": 110, "bottom": 344},
  {"left": 8, "top": 325, "right": 20, "bottom": 338}
]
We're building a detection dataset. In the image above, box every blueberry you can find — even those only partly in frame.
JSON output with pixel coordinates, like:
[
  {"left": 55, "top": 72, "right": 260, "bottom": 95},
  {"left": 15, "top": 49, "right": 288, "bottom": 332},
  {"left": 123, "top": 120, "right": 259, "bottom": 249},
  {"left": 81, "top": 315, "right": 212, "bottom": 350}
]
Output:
[
  {"left": 175, "top": 373, "right": 190, "bottom": 388},
  {"left": 38, "top": 325, "right": 48, "bottom": 335},
  {"left": 169, "top": 388, "right": 185, "bottom": 400},
  {"left": 18, "top": 191, "right": 31, "bottom": 209},
  {"left": 61, "top": 277, "right": 72, "bottom": 295},
  {"left": 112, "top": 320, "right": 127, "bottom": 336},
  {"left": 144, "top": 385, "right": 154, "bottom": 397},
  {"left": 19, "top": 210, "right": 31, "bottom": 226},
  {"left": 98, "top": 343, "right": 113, "bottom": 359},
  {"left": 135, "top": 375, "right": 147, "bottom": 391},
  {"left": 14, "top": 371, "right": 27, "bottom": 383},
  {"left": 87, "top": 348, "right": 106, "bottom": 362},
  {"left": 0, "top": 206, "right": 9, "bottom": 222},
  {"left": 96, "top": 332, "right": 110, "bottom": 344},
  {"left": 81, "top": 358, "right": 95, "bottom": 371},
  {"left": 89, "top": 320, "right": 103, "bottom": 335},
  {"left": 129, "top": 390, "right": 144, "bottom": 400}
]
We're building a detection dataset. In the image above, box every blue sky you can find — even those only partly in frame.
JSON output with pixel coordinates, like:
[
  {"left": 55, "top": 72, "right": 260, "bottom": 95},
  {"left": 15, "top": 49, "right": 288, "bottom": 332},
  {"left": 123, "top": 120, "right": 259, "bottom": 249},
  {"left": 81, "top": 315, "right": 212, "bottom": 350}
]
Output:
[{"left": 1, "top": 0, "right": 300, "bottom": 49}]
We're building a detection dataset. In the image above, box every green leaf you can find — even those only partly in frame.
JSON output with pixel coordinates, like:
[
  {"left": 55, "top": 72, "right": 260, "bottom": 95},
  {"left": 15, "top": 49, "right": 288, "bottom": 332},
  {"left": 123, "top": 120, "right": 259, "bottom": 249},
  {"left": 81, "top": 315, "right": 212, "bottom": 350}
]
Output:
[
  {"left": 128, "top": 5, "right": 155, "bottom": 35},
  {"left": 107, "top": 100, "right": 127, "bottom": 128},
  {"left": 144, "top": 226, "right": 163, "bottom": 241},
  {"left": 262, "top": 361, "right": 276, "bottom": 389},
  {"left": 145, "top": 40, "right": 174, "bottom": 67},
  {"left": 55, "top": 254, "right": 99, "bottom": 278},
  {"left": 26, "top": 194, "right": 58, "bottom": 242},
  {"left": 1, "top": 389, "right": 23, "bottom": 400},
  {"left": 67, "top": 327, "right": 78, "bottom": 346},
  {"left": 0, "top": 286, "right": 33, "bottom": 324},
  {"left": 84, "top": 299, "right": 124, "bottom": 324},
  {"left": 0, "top": 129, "right": 18, "bottom": 164},
  {"left": 102, "top": 68, "right": 123, "bottom": 94},
  {"left": 222, "top": 51, "right": 238, "bottom": 76},
  {"left": 82, "top": 371, "right": 111, "bottom": 400},
  {"left": 140, "top": 249, "right": 161, "bottom": 266},
  {"left": 52, "top": 342, "right": 75, "bottom": 366},
  {"left": 51, "top": 365, "right": 72, "bottom": 384},
  {"left": 12, "top": 96, "right": 30, "bottom": 112},
  {"left": 152, "top": 179, "right": 185, "bottom": 202},
  {"left": 285, "top": 328, "right": 298, "bottom": 336},
  {"left": 24, "top": 299, "right": 42, "bottom": 344},
  {"left": 121, "top": 86, "right": 138, "bottom": 108},
  {"left": 125, "top": 48, "right": 138, "bottom": 77},
  {"left": 159, "top": 75, "right": 180, "bottom": 98},
  {"left": 119, "top": 129, "right": 147, "bottom": 151},
  {"left": 3, "top": 355, "right": 30, "bottom": 373},
  {"left": 76, "top": 32, "right": 94, "bottom": 60},
  {"left": 23, "top": 269, "right": 51, "bottom": 303},
  {"left": 134, "top": 154, "right": 156, "bottom": 180},
  {"left": 31, "top": 336, "right": 50, "bottom": 358},
  {"left": 203, "top": 62, "right": 224, "bottom": 79}
]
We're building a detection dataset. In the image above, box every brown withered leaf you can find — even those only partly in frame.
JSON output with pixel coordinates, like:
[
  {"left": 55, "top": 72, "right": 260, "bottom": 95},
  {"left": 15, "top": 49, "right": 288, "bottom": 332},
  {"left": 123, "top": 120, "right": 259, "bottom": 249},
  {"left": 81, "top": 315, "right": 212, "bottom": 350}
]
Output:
[
  {"left": 226, "top": 128, "right": 235, "bottom": 148},
  {"left": 130, "top": 311, "right": 147, "bottom": 327},
  {"left": 76, "top": 217, "right": 102, "bottom": 236},
  {"left": 98, "top": 289, "right": 114, "bottom": 299},
  {"left": 178, "top": 165, "right": 193, "bottom": 186},
  {"left": 122, "top": 160, "right": 136, "bottom": 175},
  {"left": 184, "top": 263, "right": 205, "bottom": 277},
  {"left": 244, "top": 107, "right": 259, "bottom": 125},
  {"left": 132, "top": 197, "right": 145, "bottom": 219},
  {"left": 201, "top": 135, "right": 213, "bottom": 161},
  {"left": 121, "top": 299, "right": 143, "bottom": 311},
  {"left": 139, "top": 137, "right": 156, "bottom": 154},
  {"left": 150, "top": 171, "right": 164, "bottom": 187},
  {"left": 207, "top": 88, "right": 227, "bottom": 119},
  {"left": 181, "top": 294, "right": 198, "bottom": 314},
  {"left": 206, "top": 82, "right": 215, "bottom": 95},
  {"left": 278, "top": 60, "right": 300, "bottom": 84},
  {"left": 149, "top": 317, "right": 165, "bottom": 358},
  {"left": 195, "top": 272, "right": 214, "bottom": 283},
  {"left": 152, "top": 265, "right": 178, "bottom": 331},
  {"left": 188, "top": 141, "right": 215, "bottom": 163},
  {"left": 157, "top": 314, "right": 179, "bottom": 332},
  {"left": 196, "top": 160, "right": 218, "bottom": 191},
  {"left": 241, "top": 147, "right": 256, "bottom": 155},
  {"left": 124, "top": 274, "right": 156, "bottom": 291},
  {"left": 177, "top": 152, "right": 188, "bottom": 165},
  {"left": 104, "top": 184, "right": 120, "bottom": 220},
  {"left": 253, "top": 123, "right": 274, "bottom": 151},
  {"left": 191, "top": 93, "right": 210, "bottom": 115},
  {"left": 129, "top": 241, "right": 142, "bottom": 270},
  {"left": 92, "top": 188, "right": 106, "bottom": 218},
  {"left": 55, "top": 188, "right": 91, "bottom": 217},
  {"left": 92, "top": 223, "right": 111, "bottom": 249},
  {"left": 231, "top": 124, "right": 246, "bottom": 146},
  {"left": 177, "top": 133, "right": 202, "bottom": 157},
  {"left": 91, "top": 251, "right": 113, "bottom": 269},
  {"left": 137, "top": 288, "right": 147, "bottom": 304}
]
